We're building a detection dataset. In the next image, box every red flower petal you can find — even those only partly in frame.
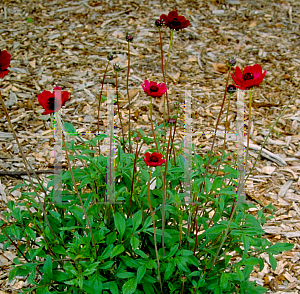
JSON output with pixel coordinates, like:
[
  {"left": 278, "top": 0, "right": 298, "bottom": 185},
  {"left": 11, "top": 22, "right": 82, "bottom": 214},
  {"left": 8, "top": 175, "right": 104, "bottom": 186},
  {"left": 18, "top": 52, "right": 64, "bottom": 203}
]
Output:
[
  {"left": 231, "top": 73, "right": 243, "bottom": 86},
  {"left": 168, "top": 10, "right": 178, "bottom": 18},
  {"left": 234, "top": 67, "right": 243, "bottom": 83},
  {"left": 0, "top": 50, "right": 11, "bottom": 71},
  {"left": 0, "top": 70, "right": 9, "bottom": 78}
]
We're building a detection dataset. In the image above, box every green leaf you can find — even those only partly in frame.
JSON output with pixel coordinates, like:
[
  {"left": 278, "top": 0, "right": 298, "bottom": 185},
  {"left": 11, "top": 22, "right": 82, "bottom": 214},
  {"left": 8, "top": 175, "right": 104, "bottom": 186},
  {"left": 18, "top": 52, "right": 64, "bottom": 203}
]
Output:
[
  {"left": 164, "top": 260, "right": 174, "bottom": 280},
  {"left": 220, "top": 272, "right": 229, "bottom": 289},
  {"left": 203, "top": 225, "right": 226, "bottom": 235},
  {"left": 110, "top": 281, "right": 119, "bottom": 294},
  {"left": 242, "top": 235, "right": 251, "bottom": 254},
  {"left": 132, "top": 211, "right": 142, "bottom": 231},
  {"left": 90, "top": 272, "right": 104, "bottom": 292},
  {"left": 122, "top": 277, "right": 137, "bottom": 294},
  {"left": 137, "top": 265, "right": 146, "bottom": 283},
  {"left": 43, "top": 255, "right": 53, "bottom": 283},
  {"left": 117, "top": 272, "right": 135, "bottom": 279},
  {"left": 130, "top": 235, "right": 139, "bottom": 250},
  {"left": 64, "top": 122, "right": 77, "bottom": 136},
  {"left": 142, "top": 216, "right": 152, "bottom": 230},
  {"left": 267, "top": 243, "right": 294, "bottom": 254},
  {"left": 236, "top": 267, "right": 244, "bottom": 282},
  {"left": 134, "top": 249, "right": 148, "bottom": 259},
  {"left": 111, "top": 244, "right": 125, "bottom": 258},
  {"left": 114, "top": 212, "right": 126, "bottom": 240},
  {"left": 167, "top": 244, "right": 178, "bottom": 258},
  {"left": 268, "top": 253, "right": 277, "bottom": 271},
  {"left": 99, "top": 261, "right": 114, "bottom": 270}
]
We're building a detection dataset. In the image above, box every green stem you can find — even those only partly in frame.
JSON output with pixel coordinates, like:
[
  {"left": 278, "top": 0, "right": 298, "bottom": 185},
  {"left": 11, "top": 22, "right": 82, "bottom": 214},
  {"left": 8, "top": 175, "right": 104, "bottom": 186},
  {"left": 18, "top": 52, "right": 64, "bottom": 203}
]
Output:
[
  {"left": 97, "top": 61, "right": 110, "bottom": 154},
  {"left": 191, "top": 66, "right": 232, "bottom": 253},
  {"left": 0, "top": 93, "right": 59, "bottom": 242},
  {"left": 165, "top": 29, "right": 174, "bottom": 78},
  {"left": 158, "top": 28, "right": 169, "bottom": 116},
  {"left": 245, "top": 86, "right": 299, "bottom": 181},
  {"left": 55, "top": 113, "right": 97, "bottom": 257},
  {"left": 127, "top": 41, "right": 132, "bottom": 153},
  {"left": 215, "top": 93, "right": 232, "bottom": 176},
  {"left": 115, "top": 71, "right": 126, "bottom": 152},
  {"left": 162, "top": 124, "right": 172, "bottom": 256},
  {"left": 127, "top": 141, "right": 140, "bottom": 217},
  {"left": 245, "top": 89, "right": 252, "bottom": 175},
  {"left": 150, "top": 97, "right": 159, "bottom": 153},
  {"left": 147, "top": 169, "right": 163, "bottom": 293}
]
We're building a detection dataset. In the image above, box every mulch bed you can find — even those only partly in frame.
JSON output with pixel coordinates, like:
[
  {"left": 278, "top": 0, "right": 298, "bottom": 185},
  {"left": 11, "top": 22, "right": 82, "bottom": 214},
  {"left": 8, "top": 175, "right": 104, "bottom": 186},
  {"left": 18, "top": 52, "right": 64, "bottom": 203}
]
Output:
[{"left": 0, "top": 0, "right": 300, "bottom": 293}]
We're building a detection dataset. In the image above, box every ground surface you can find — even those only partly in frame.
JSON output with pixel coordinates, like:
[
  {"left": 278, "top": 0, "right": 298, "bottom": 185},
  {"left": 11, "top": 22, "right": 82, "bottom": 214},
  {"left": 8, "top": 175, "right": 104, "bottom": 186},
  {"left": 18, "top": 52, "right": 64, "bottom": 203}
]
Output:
[{"left": 0, "top": 0, "right": 300, "bottom": 293}]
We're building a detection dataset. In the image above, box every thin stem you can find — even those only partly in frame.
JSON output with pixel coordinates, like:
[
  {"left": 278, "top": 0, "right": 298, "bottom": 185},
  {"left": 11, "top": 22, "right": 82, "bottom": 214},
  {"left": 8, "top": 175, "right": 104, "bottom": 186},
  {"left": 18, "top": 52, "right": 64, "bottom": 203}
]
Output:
[
  {"left": 201, "top": 66, "right": 232, "bottom": 182},
  {"left": 165, "top": 29, "right": 174, "bottom": 81},
  {"left": 0, "top": 93, "right": 58, "bottom": 241},
  {"left": 245, "top": 86, "right": 299, "bottom": 181},
  {"left": 97, "top": 61, "right": 110, "bottom": 154},
  {"left": 206, "top": 170, "right": 244, "bottom": 276},
  {"left": 127, "top": 41, "right": 132, "bottom": 153},
  {"left": 158, "top": 28, "right": 169, "bottom": 116},
  {"left": 191, "top": 66, "right": 232, "bottom": 250},
  {"left": 181, "top": 280, "right": 185, "bottom": 294},
  {"left": 55, "top": 113, "right": 97, "bottom": 256},
  {"left": 162, "top": 124, "right": 172, "bottom": 256},
  {"left": 215, "top": 93, "right": 232, "bottom": 176},
  {"left": 127, "top": 141, "right": 140, "bottom": 217},
  {"left": 147, "top": 169, "right": 163, "bottom": 293},
  {"left": 245, "top": 89, "right": 252, "bottom": 175},
  {"left": 115, "top": 71, "right": 126, "bottom": 152},
  {"left": 150, "top": 97, "right": 159, "bottom": 153}
]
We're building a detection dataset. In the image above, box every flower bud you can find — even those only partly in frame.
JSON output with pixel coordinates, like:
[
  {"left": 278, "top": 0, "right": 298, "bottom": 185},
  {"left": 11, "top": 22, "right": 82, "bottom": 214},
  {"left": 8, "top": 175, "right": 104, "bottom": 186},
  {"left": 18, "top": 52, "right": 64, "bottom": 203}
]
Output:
[
  {"left": 174, "top": 102, "right": 180, "bottom": 109},
  {"left": 134, "top": 136, "right": 141, "bottom": 142},
  {"left": 113, "top": 63, "right": 121, "bottom": 72},
  {"left": 126, "top": 34, "right": 134, "bottom": 42},
  {"left": 228, "top": 56, "right": 236, "bottom": 66},
  {"left": 155, "top": 19, "right": 163, "bottom": 28},
  {"left": 168, "top": 118, "right": 176, "bottom": 124},
  {"left": 107, "top": 54, "right": 114, "bottom": 61},
  {"left": 227, "top": 84, "right": 237, "bottom": 94}
]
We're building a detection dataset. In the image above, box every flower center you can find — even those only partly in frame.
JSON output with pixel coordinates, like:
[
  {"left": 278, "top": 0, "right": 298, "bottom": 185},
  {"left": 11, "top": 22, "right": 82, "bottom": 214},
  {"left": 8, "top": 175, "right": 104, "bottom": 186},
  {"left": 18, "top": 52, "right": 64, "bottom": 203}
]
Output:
[
  {"left": 48, "top": 97, "right": 55, "bottom": 110},
  {"left": 150, "top": 85, "right": 159, "bottom": 92},
  {"left": 243, "top": 72, "right": 254, "bottom": 81},
  {"left": 150, "top": 155, "right": 159, "bottom": 162},
  {"left": 170, "top": 18, "right": 181, "bottom": 27}
]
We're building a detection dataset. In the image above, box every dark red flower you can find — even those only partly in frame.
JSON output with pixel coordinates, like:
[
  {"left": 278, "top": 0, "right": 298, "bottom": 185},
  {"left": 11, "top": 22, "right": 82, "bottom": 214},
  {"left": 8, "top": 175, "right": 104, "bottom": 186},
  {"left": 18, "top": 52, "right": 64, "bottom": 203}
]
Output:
[
  {"left": 38, "top": 87, "right": 69, "bottom": 115},
  {"left": 0, "top": 50, "right": 11, "bottom": 78},
  {"left": 143, "top": 152, "right": 165, "bottom": 167},
  {"left": 142, "top": 79, "right": 167, "bottom": 98},
  {"left": 160, "top": 10, "right": 190, "bottom": 31},
  {"left": 231, "top": 64, "right": 266, "bottom": 90}
]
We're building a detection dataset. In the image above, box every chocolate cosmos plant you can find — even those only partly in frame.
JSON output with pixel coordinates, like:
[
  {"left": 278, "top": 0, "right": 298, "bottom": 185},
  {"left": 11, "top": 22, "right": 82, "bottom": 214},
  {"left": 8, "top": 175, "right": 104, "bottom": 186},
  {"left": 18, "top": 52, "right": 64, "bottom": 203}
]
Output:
[
  {"left": 142, "top": 79, "right": 167, "bottom": 98},
  {"left": 0, "top": 50, "right": 11, "bottom": 78},
  {"left": 160, "top": 10, "right": 190, "bottom": 31},
  {"left": 231, "top": 64, "right": 267, "bottom": 90},
  {"left": 38, "top": 87, "right": 69, "bottom": 115}
]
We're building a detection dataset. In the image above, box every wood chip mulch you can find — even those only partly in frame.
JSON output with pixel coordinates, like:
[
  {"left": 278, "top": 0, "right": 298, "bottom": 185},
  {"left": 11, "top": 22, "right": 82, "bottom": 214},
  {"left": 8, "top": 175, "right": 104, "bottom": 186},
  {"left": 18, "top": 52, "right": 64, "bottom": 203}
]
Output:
[{"left": 0, "top": 0, "right": 299, "bottom": 293}]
